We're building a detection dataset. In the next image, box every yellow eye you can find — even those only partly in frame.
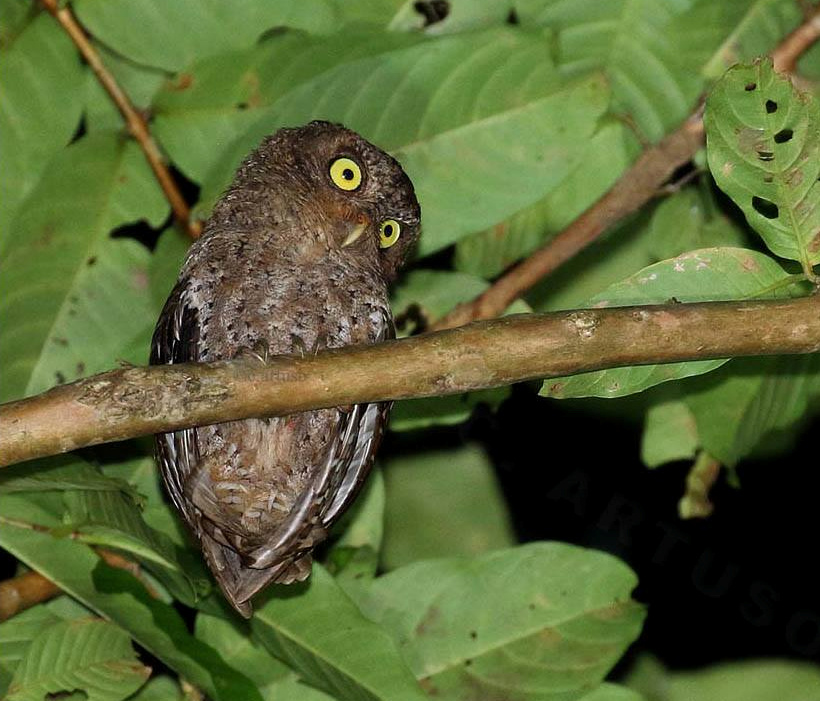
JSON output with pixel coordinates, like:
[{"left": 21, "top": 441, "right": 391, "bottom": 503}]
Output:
[
  {"left": 329, "top": 157, "right": 362, "bottom": 191},
  {"left": 379, "top": 219, "right": 401, "bottom": 248}
]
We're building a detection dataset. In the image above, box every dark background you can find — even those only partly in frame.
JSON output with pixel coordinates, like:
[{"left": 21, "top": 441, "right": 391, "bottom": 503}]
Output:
[{"left": 476, "top": 385, "right": 820, "bottom": 668}]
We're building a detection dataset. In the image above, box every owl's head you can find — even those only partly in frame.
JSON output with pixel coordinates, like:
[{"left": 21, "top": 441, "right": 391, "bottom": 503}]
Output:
[{"left": 230, "top": 121, "right": 421, "bottom": 282}]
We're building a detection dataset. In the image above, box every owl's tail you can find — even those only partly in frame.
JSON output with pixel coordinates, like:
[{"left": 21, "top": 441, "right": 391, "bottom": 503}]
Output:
[{"left": 199, "top": 531, "right": 312, "bottom": 618}]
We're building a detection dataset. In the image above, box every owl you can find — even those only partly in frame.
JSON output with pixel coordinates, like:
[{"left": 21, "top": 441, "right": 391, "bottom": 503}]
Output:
[{"left": 151, "top": 121, "right": 420, "bottom": 617}]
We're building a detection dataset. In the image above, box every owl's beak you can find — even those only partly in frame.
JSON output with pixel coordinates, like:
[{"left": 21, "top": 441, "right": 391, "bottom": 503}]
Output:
[{"left": 341, "top": 220, "right": 367, "bottom": 248}]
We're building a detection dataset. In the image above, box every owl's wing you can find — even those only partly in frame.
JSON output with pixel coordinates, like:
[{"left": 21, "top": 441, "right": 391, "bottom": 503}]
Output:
[
  {"left": 237, "top": 310, "right": 394, "bottom": 592},
  {"left": 150, "top": 279, "right": 201, "bottom": 523}
]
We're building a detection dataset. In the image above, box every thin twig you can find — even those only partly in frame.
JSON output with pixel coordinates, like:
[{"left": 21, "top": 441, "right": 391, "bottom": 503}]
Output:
[
  {"left": 39, "top": 0, "right": 201, "bottom": 239},
  {"left": 1, "top": 296, "right": 820, "bottom": 468},
  {"left": 432, "top": 5, "right": 820, "bottom": 331}
]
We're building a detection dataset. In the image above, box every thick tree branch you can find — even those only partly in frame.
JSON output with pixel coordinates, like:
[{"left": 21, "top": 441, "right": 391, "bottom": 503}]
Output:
[
  {"left": 39, "top": 0, "right": 202, "bottom": 239},
  {"left": 432, "top": 5, "right": 820, "bottom": 331},
  {"left": 2, "top": 297, "right": 820, "bottom": 468}
]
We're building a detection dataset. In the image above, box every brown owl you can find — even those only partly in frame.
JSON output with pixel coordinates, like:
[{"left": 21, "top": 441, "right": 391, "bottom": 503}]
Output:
[{"left": 151, "top": 121, "right": 420, "bottom": 617}]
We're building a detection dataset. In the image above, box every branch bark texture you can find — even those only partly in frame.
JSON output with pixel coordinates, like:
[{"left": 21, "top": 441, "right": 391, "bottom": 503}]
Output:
[{"left": 2, "top": 297, "right": 820, "bottom": 468}]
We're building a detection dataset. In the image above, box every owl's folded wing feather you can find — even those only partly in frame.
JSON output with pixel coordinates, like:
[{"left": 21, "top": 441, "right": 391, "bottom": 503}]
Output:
[{"left": 150, "top": 279, "right": 201, "bottom": 523}]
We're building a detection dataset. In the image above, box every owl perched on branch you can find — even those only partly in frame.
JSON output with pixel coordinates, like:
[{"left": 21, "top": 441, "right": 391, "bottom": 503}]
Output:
[{"left": 151, "top": 121, "right": 421, "bottom": 617}]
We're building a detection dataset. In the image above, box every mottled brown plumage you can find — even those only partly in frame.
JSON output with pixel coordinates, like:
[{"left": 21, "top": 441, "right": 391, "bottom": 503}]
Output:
[{"left": 151, "top": 122, "right": 420, "bottom": 616}]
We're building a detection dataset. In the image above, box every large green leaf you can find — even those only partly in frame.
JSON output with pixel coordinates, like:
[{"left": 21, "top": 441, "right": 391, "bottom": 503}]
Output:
[
  {"left": 196, "top": 614, "right": 291, "bottom": 692},
  {"left": 152, "top": 31, "right": 420, "bottom": 182},
  {"left": 0, "top": 6, "right": 84, "bottom": 252},
  {"left": 196, "top": 28, "right": 609, "bottom": 256},
  {"left": 252, "top": 565, "right": 426, "bottom": 701},
  {"left": 705, "top": 59, "right": 820, "bottom": 273},
  {"left": 454, "top": 120, "right": 639, "bottom": 279},
  {"left": 73, "top": 0, "right": 342, "bottom": 72},
  {"left": 381, "top": 444, "right": 515, "bottom": 570},
  {"left": 541, "top": 248, "right": 802, "bottom": 399},
  {"left": 515, "top": 0, "right": 701, "bottom": 142},
  {"left": 685, "top": 353, "right": 820, "bottom": 466},
  {"left": 6, "top": 618, "right": 150, "bottom": 701},
  {"left": 685, "top": 0, "right": 803, "bottom": 79},
  {"left": 0, "top": 493, "right": 262, "bottom": 701},
  {"left": 63, "top": 489, "right": 184, "bottom": 575},
  {"left": 0, "top": 599, "right": 92, "bottom": 696},
  {"left": 195, "top": 613, "right": 337, "bottom": 700},
  {"left": 361, "top": 543, "right": 645, "bottom": 701},
  {"left": 627, "top": 655, "right": 820, "bottom": 701},
  {"left": 0, "top": 134, "right": 168, "bottom": 403},
  {"left": 0, "top": 458, "right": 140, "bottom": 502}
]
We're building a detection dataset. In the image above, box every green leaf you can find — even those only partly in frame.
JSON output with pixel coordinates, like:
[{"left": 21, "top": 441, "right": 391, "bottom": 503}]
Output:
[
  {"left": 128, "top": 676, "right": 184, "bottom": 701},
  {"left": 626, "top": 655, "right": 820, "bottom": 701},
  {"left": 541, "top": 248, "right": 802, "bottom": 399},
  {"left": 361, "top": 543, "right": 645, "bottom": 701},
  {"left": 63, "top": 489, "right": 183, "bottom": 574},
  {"left": 6, "top": 617, "right": 150, "bottom": 701},
  {"left": 685, "top": 353, "right": 820, "bottom": 466},
  {"left": 705, "top": 59, "right": 820, "bottom": 273},
  {"left": 381, "top": 444, "right": 515, "bottom": 570},
  {"left": 0, "top": 7, "right": 84, "bottom": 252},
  {"left": 0, "top": 458, "right": 141, "bottom": 503},
  {"left": 516, "top": 0, "right": 702, "bottom": 142},
  {"left": 196, "top": 29, "right": 609, "bottom": 256},
  {"left": 0, "top": 134, "right": 168, "bottom": 402},
  {"left": 640, "top": 400, "right": 699, "bottom": 468},
  {"left": 581, "top": 684, "right": 645, "bottom": 701},
  {"left": 0, "top": 493, "right": 262, "bottom": 701},
  {"left": 196, "top": 613, "right": 291, "bottom": 693},
  {"left": 687, "top": 0, "right": 803, "bottom": 80},
  {"left": 0, "top": 596, "right": 95, "bottom": 697},
  {"left": 529, "top": 185, "right": 748, "bottom": 312},
  {"left": 73, "top": 0, "right": 342, "bottom": 72},
  {"left": 454, "top": 119, "right": 640, "bottom": 279},
  {"left": 252, "top": 565, "right": 426, "bottom": 701},
  {"left": 152, "top": 31, "right": 420, "bottom": 181},
  {"left": 645, "top": 186, "right": 749, "bottom": 261}
]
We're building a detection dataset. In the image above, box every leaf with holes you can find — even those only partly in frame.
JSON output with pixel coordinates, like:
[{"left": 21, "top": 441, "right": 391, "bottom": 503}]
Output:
[
  {"left": 541, "top": 248, "right": 805, "bottom": 399},
  {"left": 359, "top": 542, "right": 645, "bottom": 701},
  {"left": 705, "top": 59, "right": 820, "bottom": 274},
  {"left": 6, "top": 617, "right": 150, "bottom": 701}
]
